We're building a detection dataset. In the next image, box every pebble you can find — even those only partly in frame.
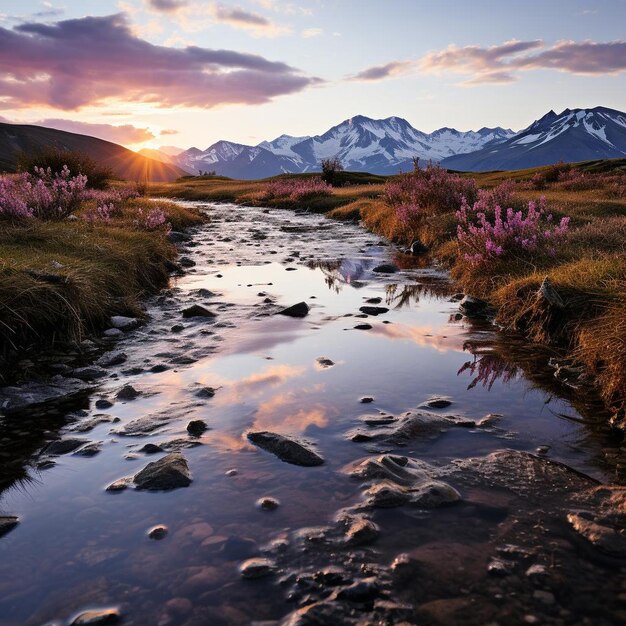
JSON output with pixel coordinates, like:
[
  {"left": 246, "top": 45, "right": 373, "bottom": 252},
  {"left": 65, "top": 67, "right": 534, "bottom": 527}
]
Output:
[
  {"left": 239, "top": 557, "right": 277, "bottom": 579},
  {"left": 148, "top": 525, "right": 168, "bottom": 540},
  {"left": 186, "top": 420, "right": 208, "bottom": 436},
  {"left": 257, "top": 497, "right": 280, "bottom": 511},
  {"left": 116, "top": 384, "right": 139, "bottom": 400}
]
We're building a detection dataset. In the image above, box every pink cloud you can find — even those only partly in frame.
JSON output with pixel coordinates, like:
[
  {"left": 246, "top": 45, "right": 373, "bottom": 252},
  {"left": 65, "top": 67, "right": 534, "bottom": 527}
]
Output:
[
  {"left": 351, "top": 39, "right": 626, "bottom": 86},
  {"left": 0, "top": 13, "right": 320, "bottom": 110}
]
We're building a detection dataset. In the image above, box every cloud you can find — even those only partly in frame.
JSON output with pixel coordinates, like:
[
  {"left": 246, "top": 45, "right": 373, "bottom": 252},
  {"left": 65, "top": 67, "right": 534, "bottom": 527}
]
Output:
[
  {"left": 37, "top": 119, "right": 156, "bottom": 143},
  {"left": 352, "top": 39, "right": 626, "bottom": 86},
  {"left": 146, "top": 0, "right": 188, "bottom": 12},
  {"left": 212, "top": 3, "right": 290, "bottom": 36},
  {"left": 351, "top": 60, "right": 415, "bottom": 81},
  {"left": 160, "top": 128, "right": 178, "bottom": 135},
  {"left": 301, "top": 27, "right": 322, "bottom": 38},
  {"left": 0, "top": 13, "right": 320, "bottom": 110}
]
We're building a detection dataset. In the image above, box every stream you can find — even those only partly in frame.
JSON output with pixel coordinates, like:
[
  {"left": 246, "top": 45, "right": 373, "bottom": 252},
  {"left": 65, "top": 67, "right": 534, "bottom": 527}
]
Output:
[{"left": 0, "top": 201, "right": 624, "bottom": 626}]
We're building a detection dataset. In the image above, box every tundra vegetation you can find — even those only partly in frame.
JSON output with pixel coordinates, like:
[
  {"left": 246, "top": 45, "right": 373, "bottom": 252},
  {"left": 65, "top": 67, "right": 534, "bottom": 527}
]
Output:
[
  {"left": 0, "top": 157, "right": 204, "bottom": 367},
  {"left": 151, "top": 159, "right": 626, "bottom": 427}
]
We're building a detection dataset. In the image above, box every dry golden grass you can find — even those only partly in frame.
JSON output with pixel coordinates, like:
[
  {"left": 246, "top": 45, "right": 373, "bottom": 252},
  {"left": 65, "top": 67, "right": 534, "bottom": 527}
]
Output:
[{"left": 0, "top": 198, "right": 205, "bottom": 365}]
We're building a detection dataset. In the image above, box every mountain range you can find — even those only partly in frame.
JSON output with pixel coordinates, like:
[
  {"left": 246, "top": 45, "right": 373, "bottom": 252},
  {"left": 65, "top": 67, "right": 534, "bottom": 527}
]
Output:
[{"left": 1, "top": 107, "right": 625, "bottom": 181}]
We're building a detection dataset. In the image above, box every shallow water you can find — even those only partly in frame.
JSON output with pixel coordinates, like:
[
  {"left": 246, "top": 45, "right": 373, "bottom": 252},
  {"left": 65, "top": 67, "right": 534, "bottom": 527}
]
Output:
[{"left": 0, "top": 202, "right": 622, "bottom": 626}]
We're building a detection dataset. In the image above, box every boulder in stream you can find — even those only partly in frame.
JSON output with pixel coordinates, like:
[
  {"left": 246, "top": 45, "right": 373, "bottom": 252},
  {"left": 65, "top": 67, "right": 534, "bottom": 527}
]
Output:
[
  {"left": 133, "top": 452, "right": 192, "bottom": 490},
  {"left": 278, "top": 302, "right": 310, "bottom": 318},
  {"left": 247, "top": 431, "right": 324, "bottom": 467}
]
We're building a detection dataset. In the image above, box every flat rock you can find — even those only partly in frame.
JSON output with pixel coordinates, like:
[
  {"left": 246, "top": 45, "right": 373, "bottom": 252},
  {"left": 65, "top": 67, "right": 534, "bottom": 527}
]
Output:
[
  {"left": 133, "top": 452, "right": 192, "bottom": 490},
  {"left": 239, "top": 557, "right": 277, "bottom": 579},
  {"left": 567, "top": 512, "right": 626, "bottom": 558},
  {"left": 459, "top": 295, "right": 491, "bottom": 317},
  {"left": 96, "top": 351, "right": 128, "bottom": 367},
  {"left": 43, "top": 437, "right": 91, "bottom": 456},
  {"left": 110, "top": 315, "right": 140, "bottom": 330},
  {"left": 69, "top": 608, "right": 121, "bottom": 625},
  {"left": 182, "top": 304, "right": 216, "bottom": 319},
  {"left": 0, "top": 516, "right": 19, "bottom": 538},
  {"left": 278, "top": 302, "right": 309, "bottom": 318},
  {"left": 372, "top": 263, "right": 398, "bottom": 274},
  {"left": 115, "top": 384, "right": 139, "bottom": 401},
  {"left": 359, "top": 306, "right": 389, "bottom": 316},
  {"left": 0, "top": 377, "right": 85, "bottom": 414},
  {"left": 247, "top": 431, "right": 324, "bottom": 466},
  {"left": 71, "top": 366, "right": 108, "bottom": 381}
]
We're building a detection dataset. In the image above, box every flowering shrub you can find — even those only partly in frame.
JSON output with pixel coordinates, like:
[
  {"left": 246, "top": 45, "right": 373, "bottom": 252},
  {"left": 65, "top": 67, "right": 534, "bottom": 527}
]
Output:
[
  {"left": 134, "top": 207, "right": 170, "bottom": 231},
  {"left": 385, "top": 164, "right": 478, "bottom": 237},
  {"left": 0, "top": 166, "right": 88, "bottom": 221},
  {"left": 263, "top": 177, "right": 332, "bottom": 202},
  {"left": 81, "top": 184, "right": 141, "bottom": 205},
  {"left": 82, "top": 203, "right": 114, "bottom": 224},
  {"left": 456, "top": 196, "right": 570, "bottom": 266}
]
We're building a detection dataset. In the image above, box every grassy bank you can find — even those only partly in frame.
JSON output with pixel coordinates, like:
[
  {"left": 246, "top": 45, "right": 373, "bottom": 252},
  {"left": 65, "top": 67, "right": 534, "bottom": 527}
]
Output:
[
  {"left": 0, "top": 194, "right": 204, "bottom": 371},
  {"left": 150, "top": 160, "right": 626, "bottom": 428}
]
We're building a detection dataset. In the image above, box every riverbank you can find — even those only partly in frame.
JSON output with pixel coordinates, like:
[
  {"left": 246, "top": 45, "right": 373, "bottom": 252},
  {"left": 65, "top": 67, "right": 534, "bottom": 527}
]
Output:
[
  {"left": 150, "top": 160, "right": 626, "bottom": 429},
  {"left": 0, "top": 194, "right": 205, "bottom": 376}
]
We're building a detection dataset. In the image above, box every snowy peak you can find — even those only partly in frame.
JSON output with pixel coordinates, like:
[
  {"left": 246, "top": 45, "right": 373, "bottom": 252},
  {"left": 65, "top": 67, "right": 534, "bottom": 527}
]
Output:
[{"left": 441, "top": 106, "right": 626, "bottom": 172}]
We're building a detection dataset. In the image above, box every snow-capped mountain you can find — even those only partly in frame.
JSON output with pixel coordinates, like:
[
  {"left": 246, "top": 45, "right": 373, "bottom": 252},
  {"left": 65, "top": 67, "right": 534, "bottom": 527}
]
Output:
[
  {"left": 441, "top": 107, "right": 626, "bottom": 171},
  {"left": 172, "top": 115, "right": 515, "bottom": 178}
]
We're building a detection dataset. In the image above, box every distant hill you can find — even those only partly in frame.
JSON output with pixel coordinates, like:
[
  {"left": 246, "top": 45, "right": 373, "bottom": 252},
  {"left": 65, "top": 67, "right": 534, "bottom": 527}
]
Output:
[
  {"left": 0, "top": 123, "right": 188, "bottom": 182},
  {"left": 441, "top": 107, "right": 626, "bottom": 172}
]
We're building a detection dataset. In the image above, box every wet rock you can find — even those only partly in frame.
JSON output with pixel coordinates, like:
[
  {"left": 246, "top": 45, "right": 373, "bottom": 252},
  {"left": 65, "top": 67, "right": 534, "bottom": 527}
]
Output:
[
  {"left": 315, "top": 357, "right": 335, "bottom": 369},
  {"left": 150, "top": 364, "right": 169, "bottom": 373},
  {"left": 68, "top": 415, "right": 113, "bottom": 433},
  {"left": 526, "top": 563, "right": 548, "bottom": 581},
  {"left": 364, "top": 297, "right": 382, "bottom": 304},
  {"left": 148, "top": 525, "right": 168, "bottom": 540},
  {"left": 96, "top": 351, "right": 128, "bottom": 367},
  {"left": 567, "top": 512, "right": 626, "bottom": 558},
  {"left": 533, "top": 590, "right": 555, "bottom": 605},
  {"left": 140, "top": 443, "right": 164, "bottom": 454},
  {"left": 95, "top": 399, "right": 113, "bottom": 410},
  {"left": 103, "top": 328, "right": 123, "bottom": 338},
  {"left": 115, "top": 384, "right": 139, "bottom": 400},
  {"left": 73, "top": 442, "right": 102, "bottom": 457},
  {"left": 0, "top": 515, "right": 19, "bottom": 538},
  {"left": 221, "top": 536, "right": 257, "bottom": 559},
  {"left": 278, "top": 302, "right": 310, "bottom": 318},
  {"left": 133, "top": 452, "right": 192, "bottom": 491},
  {"left": 354, "top": 323, "right": 372, "bottom": 330},
  {"left": 106, "top": 478, "right": 131, "bottom": 492},
  {"left": 372, "top": 263, "right": 398, "bottom": 274},
  {"left": 247, "top": 431, "right": 324, "bottom": 466},
  {"left": 69, "top": 608, "right": 121, "bottom": 625},
  {"left": 344, "top": 516, "right": 379, "bottom": 546},
  {"left": 359, "top": 306, "right": 389, "bottom": 316},
  {"left": 313, "top": 567, "right": 351, "bottom": 587},
  {"left": 409, "top": 239, "right": 429, "bottom": 255},
  {"left": 0, "top": 377, "right": 85, "bottom": 414},
  {"left": 171, "top": 324, "right": 185, "bottom": 333},
  {"left": 487, "top": 559, "right": 513, "bottom": 577},
  {"left": 168, "top": 231, "right": 192, "bottom": 243},
  {"left": 257, "top": 496, "right": 280, "bottom": 511},
  {"left": 71, "top": 366, "right": 108, "bottom": 381},
  {"left": 186, "top": 420, "right": 208, "bottom": 437},
  {"left": 182, "top": 304, "right": 216, "bottom": 319},
  {"left": 239, "top": 557, "right": 277, "bottom": 579},
  {"left": 421, "top": 397, "right": 452, "bottom": 409},
  {"left": 459, "top": 295, "right": 491, "bottom": 318},
  {"left": 347, "top": 410, "right": 467, "bottom": 445},
  {"left": 179, "top": 256, "right": 196, "bottom": 268},
  {"left": 360, "top": 397, "right": 374, "bottom": 403},
  {"left": 110, "top": 315, "right": 140, "bottom": 330},
  {"left": 335, "top": 578, "right": 381, "bottom": 602},
  {"left": 43, "top": 437, "right": 90, "bottom": 456},
  {"left": 195, "top": 386, "right": 216, "bottom": 399},
  {"left": 226, "top": 469, "right": 238, "bottom": 477}
]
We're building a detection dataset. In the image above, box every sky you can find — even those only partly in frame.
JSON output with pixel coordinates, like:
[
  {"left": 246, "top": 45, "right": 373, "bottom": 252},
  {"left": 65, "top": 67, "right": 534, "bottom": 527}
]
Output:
[{"left": 0, "top": 0, "right": 625, "bottom": 151}]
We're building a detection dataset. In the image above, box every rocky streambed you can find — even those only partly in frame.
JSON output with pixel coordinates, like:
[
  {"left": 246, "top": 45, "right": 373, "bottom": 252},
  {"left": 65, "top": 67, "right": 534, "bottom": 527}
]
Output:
[{"left": 0, "top": 201, "right": 624, "bottom": 626}]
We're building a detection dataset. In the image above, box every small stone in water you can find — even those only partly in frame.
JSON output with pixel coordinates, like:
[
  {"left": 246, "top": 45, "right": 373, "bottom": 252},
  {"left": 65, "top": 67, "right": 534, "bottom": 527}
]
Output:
[
  {"left": 316, "top": 357, "right": 335, "bottom": 368},
  {"left": 423, "top": 397, "right": 452, "bottom": 409},
  {"left": 187, "top": 420, "right": 208, "bottom": 437},
  {"left": 148, "top": 525, "right": 168, "bottom": 540},
  {"left": 225, "top": 469, "right": 238, "bottom": 477},
  {"left": 95, "top": 399, "right": 113, "bottom": 410},
  {"left": 354, "top": 323, "right": 372, "bottom": 330},
  {"left": 239, "top": 557, "right": 277, "bottom": 579},
  {"left": 257, "top": 497, "right": 280, "bottom": 511},
  {"left": 69, "top": 607, "right": 121, "bottom": 625},
  {"left": 360, "top": 397, "right": 374, "bottom": 403},
  {"left": 116, "top": 384, "right": 139, "bottom": 401}
]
